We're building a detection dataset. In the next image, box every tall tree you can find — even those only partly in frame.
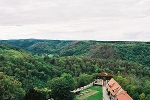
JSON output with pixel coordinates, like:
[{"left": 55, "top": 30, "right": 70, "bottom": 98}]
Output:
[
  {"left": 48, "top": 74, "right": 74, "bottom": 100},
  {"left": 77, "top": 74, "right": 92, "bottom": 87}
]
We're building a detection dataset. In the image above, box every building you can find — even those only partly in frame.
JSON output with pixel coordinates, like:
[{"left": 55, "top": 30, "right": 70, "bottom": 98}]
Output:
[
  {"left": 96, "top": 72, "right": 113, "bottom": 86},
  {"left": 115, "top": 90, "right": 133, "bottom": 100},
  {"left": 97, "top": 72, "right": 113, "bottom": 80},
  {"left": 106, "top": 78, "right": 133, "bottom": 100}
]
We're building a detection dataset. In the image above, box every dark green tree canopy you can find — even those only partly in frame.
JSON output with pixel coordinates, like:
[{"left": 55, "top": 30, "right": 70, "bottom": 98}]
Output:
[{"left": 48, "top": 74, "right": 75, "bottom": 100}]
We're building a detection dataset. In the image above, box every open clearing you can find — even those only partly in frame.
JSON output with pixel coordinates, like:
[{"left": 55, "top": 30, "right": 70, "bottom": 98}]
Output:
[{"left": 74, "top": 86, "right": 102, "bottom": 100}]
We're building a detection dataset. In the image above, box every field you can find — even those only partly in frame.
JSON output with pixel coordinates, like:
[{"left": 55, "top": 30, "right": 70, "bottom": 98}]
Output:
[{"left": 74, "top": 86, "right": 102, "bottom": 100}]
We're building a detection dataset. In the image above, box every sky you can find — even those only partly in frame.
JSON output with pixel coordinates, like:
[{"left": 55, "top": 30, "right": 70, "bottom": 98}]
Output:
[{"left": 0, "top": 0, "right": 150, "bottom": 41}]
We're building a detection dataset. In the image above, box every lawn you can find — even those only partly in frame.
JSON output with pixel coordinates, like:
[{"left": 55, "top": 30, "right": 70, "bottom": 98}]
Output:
[{"left": 74, "top": 86, "right": 102, "bottom": 100}]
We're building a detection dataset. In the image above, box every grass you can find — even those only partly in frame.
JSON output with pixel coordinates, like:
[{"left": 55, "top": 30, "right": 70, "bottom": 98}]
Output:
[{"left": 74, "top": 86, "right": 102, "bottom": 100}]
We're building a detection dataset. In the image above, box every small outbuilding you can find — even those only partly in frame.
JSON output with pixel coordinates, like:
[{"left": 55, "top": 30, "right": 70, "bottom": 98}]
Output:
[{"left": 97, "top": 72, "right": 113, "bottom": 80}]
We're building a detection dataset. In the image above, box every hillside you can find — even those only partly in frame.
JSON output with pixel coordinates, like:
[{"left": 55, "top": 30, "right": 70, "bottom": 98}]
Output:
[
  {"left": 2, "top": 39, "right": 150, "bottom": 66},
  {"left": 0, "top": 40, "right": 150, "bottom": 100}
]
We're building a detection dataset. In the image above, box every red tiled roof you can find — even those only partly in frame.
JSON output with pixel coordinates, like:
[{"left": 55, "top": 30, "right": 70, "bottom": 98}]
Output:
[
  {"left": 106, "top": 78, "right": 133, "bottom": 100},
  {"left": 115, "top": 90, "right": 133, "bottom": 100},
  {"left": 106, "top": 78, "right": 121, "bottom": 96},
  {"left": 98, "top": 72, "right": 113, "bottom": 77}
]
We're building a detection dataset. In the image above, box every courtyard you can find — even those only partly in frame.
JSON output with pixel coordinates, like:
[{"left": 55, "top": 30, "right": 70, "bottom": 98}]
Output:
[{"left": 73, "top": 86, "right": 103, "bottom": 100}]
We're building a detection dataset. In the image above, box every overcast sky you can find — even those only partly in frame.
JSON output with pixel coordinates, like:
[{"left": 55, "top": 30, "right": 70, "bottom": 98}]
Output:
[{"left": 0, "top": 0, "right": 150, "bottom": 41}]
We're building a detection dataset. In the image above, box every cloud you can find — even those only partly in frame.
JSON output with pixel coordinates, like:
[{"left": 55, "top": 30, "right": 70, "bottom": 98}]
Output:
[
  {"left": 0, "top": 0, "right": 150, "bottom": 41},
  {"left": 122, "top": 31, "right": 150, "bottom": 41},
  {"left": 1, "top": 0, "right": 150, "bottom": 25}
]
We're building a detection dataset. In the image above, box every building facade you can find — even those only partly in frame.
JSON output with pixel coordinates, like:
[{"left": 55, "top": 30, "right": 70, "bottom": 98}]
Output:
[{"left": 106, "top": 78, "right": 133, "bottom": 100}]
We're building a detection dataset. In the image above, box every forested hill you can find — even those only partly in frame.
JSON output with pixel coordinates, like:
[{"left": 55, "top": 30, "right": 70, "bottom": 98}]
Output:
[
  {"left": 0, "top": 39, "right": 150, "bottom": 100},
  {"left": 1, "top": 39, "right": 150, "bottom": 66}
]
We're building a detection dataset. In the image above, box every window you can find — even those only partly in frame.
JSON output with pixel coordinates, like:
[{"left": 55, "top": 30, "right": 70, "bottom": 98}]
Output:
[
  {"left": 112, "top": 87, "right": 119, "bottom": 92},
  {"left": 108, "top": 83, "right": 115, "bottom": 88}
]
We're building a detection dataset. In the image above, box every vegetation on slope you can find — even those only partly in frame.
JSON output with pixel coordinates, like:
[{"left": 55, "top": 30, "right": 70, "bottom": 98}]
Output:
[{"left": 0, "top": 40, "right": 150, "bottom": 100}]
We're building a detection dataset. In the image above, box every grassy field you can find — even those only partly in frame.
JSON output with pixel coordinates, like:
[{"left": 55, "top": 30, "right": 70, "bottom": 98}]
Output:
[{"left": 74, "top": 86, "right": 102, "bottom": 100}]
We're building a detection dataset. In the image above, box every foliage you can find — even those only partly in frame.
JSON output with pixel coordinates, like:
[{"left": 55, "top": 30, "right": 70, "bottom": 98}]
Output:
[
  {"left": 0, "top": 72, "right": 25, "bottom": 100},
  {"left": 24, "top": 87, "right": 51, "bottom": 100},
  {"left": 77, "top": 74, "right": 92, "bottom": 88},
  {"left": 48, "top": 74, "right": 75, "bottom": 100},
  {"left": 116, "top": 43, "right": 150, "bottom": 66},
  {"left": 0, "top": 40, "right": 150, "bottom": 99}
]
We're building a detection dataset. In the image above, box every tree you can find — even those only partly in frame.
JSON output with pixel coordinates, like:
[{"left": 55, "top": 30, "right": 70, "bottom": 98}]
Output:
[
  {"left": 77, "top": 74, "right": 91, "bottom": 87},
  {"left": 132, "top": 92, "right": 140, "bottom": 100},
  {"left": 0, "top": 72, "right": 25, "bottom": 100},
  {"left": 139, "top": 93, "right": 145, "bottom": 100},
  {"left": 114, "top": 75, "right": 129, "bottom": 89},
  {"left": 48, "top": 76, "right": 74, "bottom": 100},
  {"left": 61, "top": 73, "right": 75, "bottom": 90},
  {"left": 24, "top": 88, "right": 47, "bottom": 100},
  {"left": 145, "top": 94, "right": 150, "bottom": 100}
]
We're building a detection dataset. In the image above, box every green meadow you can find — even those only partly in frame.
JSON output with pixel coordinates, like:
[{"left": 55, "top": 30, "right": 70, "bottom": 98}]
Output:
[{"left": 74, "top": 86, "right": 102, "bottom": 100}]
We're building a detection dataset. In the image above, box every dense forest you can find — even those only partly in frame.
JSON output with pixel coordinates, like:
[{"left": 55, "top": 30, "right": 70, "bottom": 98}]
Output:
[{"left": 0, "top": 39, "right": 150, "bottom": 100}]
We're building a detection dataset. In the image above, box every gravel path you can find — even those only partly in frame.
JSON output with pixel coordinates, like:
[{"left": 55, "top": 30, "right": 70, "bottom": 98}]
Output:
[{"left": 102, "top": 86, "right": 110, "bottom": 100}]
